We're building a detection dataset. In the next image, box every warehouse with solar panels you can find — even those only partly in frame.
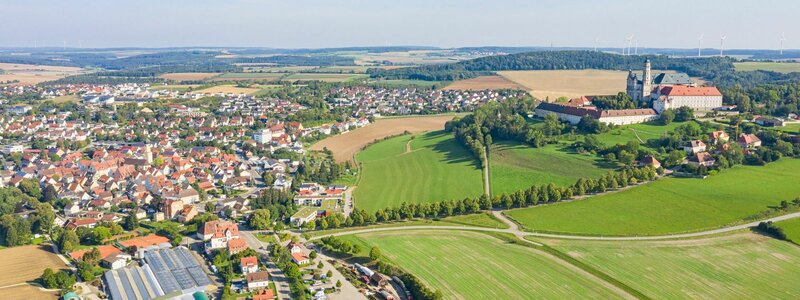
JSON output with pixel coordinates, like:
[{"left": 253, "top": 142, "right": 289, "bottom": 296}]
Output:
[{"left": 104, "top": 245, "right": 213, "bottom": 300}]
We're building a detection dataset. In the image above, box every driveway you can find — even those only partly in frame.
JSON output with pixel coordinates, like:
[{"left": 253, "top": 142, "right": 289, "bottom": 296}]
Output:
[
  {"left": 240, "top": 231, "right": 293, "bottom": 300},
  {"left": 301, "top": 243, "right": 367, "bottom": 300}
]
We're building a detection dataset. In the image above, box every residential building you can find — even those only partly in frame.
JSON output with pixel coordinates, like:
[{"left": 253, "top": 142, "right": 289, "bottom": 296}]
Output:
[
  {"left": 684, "top": 140, "right": 707, "bottom": 154},
  {"left": 241, "top": 256, "right": 259, "bottom": 274},
  {"left": 246, "top": 271, "right": 271, "bottom": 291},
  {"left": 198, "top": 220, "right": 240, "bottom": 249}
]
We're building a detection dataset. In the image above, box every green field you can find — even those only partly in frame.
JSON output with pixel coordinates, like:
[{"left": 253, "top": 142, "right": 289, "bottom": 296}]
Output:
[
  {"left": 776, "top": 123, "right": 800, "bottom": 134},
  {"left": 306, "top": 213, "right": 508, "bottom": 238},
  {"left": 354, "top": 131, "right": 484, "bottom": 212},
  {"left": 490, "top": 141, "right": 613, "bottom": 194},
  {"left": 734, "top": 61, "right": 800, "bottom": 73},
  {"left": 340, "top": 230, "right": 625, "bottom": 299},
  {"left": 543, "top": 233, "right": 800, "bottom": 299},
  {"left": 506, "top": 158, "right": 800, "bottom": 236},
  {"left": 776, "top": 218, "right": 800, "bottom": 243},
  {"left": 282, "top": 73, "right": 367, "bottom": 82},
  {"left": 595, "top": 121, "right": 688, "bottom": 147},
  {"left": 216, "top": 72, "right": 285, "bottom": 80}
]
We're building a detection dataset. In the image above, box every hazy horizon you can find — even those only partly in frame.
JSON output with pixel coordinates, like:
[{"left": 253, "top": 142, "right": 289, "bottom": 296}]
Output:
[{"left": 3, "top": 0, "right": 798, "bottom": 50}]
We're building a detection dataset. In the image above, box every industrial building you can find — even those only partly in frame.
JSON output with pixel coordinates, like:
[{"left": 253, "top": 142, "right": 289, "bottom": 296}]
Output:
[{"left": 104, "top": 245, "right": 213, "bottom": 300}]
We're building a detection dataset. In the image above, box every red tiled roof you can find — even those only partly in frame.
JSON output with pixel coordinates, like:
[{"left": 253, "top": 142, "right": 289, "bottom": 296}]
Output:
[
  {"left": 119, "top": 234, "right": 170, "bottom": 248},
  {"left": 660, "top": 85, "right": 722, "bottom": 97},
  {"left": 70, "top": 244, "right": 121, "bottom": 260}
]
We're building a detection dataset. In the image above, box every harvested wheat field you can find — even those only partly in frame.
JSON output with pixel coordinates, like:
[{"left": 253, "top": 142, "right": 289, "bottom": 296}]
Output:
[
  {"left": 0, "top": 245, "right": 67, "bottom": 287},
  {"left": 310, "top": 115, "right": 458, "bottom": 162},
  {"left": 159, "top": 72, "right": 220, "bottom": 81},
  {"left": 497, "top": 70, "right": 628, "bottom": 100},
  {"left": 1, "top": 284, "right": 58, "bottom": 299},
  {"left": 444, "top": 75, "right": 526, "bottom": 91},
  {"left": 0, "top": 63, "right": 83, "bottom": 85},
  {"left": 195, "top": 84, "right": 261, "bottom": 95}
]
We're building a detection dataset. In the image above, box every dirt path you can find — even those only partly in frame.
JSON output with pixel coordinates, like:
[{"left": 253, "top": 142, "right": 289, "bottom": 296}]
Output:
[{"left": 405, "top": 140, "right": 412, "bottom": 153}]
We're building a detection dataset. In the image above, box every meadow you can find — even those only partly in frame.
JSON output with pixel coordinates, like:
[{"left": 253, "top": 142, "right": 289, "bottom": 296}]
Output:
[
  {"left": 489, "top": 141, "right": 613, "bottom": 195},
  {"left": 339, "top": 230, "right": 626, "bottom": 300},
  {"left": 309, "top": 115, "right": 456, "bottom": 162},
  {"left": 506, "top": 158, "right": 800, "bottom": 236},
  {"left": 776, "top": 218, "right": 800, "bottom": 243},
  {"left": 212, "top": 72, "right": 285, "bottom": 81},
  {"left": 443, "top": 75, "right": 526, "bottom": 91},
  {"left": 353, "top": 131, "right": 484, "bottom": 212},
  {"left": 594, "top": 121, "right": 688, "bottom": 146},
  {"left": 543, "top": 233, "right": 800, "bottom": 299},
  {"left": 734, "top": 61, "right": 800, "bottom": 73},
  {"left": 776, "top": 123, "right": 800, "bottom": 134}
]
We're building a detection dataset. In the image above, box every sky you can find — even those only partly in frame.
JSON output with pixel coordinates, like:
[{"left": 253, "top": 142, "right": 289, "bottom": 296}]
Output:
[{"left": 2, "top": 0, "right": 798, "bottom": 50}]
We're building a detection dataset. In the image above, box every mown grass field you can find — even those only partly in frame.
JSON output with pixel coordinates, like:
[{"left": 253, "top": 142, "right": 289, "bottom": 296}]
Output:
[
  {"left": 354, "top": 131, "right": 484, "bottom": 212},
  {"left": 282, "top": 73, "right": 367, "bottom": 82},
  {"left": 734, "top": 62, "right": 800, "bottom": 73},
  {"left": 307, "top": 213, "right": 509, "bottom": 238},
  {"left": 340, "top": 230, "right": 625, "bottom": 300},
  {"left": 776, "top": 218, "right": 800, "bottom": 243},
  {"left": 543, "top": 233, "right": 800, "bottom": 299},
  {"left": 490, "top": 141, "right": 613, "bottom": 195},
  {"left": 595, "top": 121, "right": 688, "bottom": 146},
  {"left": 506, "top": 158, "right": 800, "bottom": 236},
  {"left": 776, "top": 123, "right": 800, "bottom": 134}
]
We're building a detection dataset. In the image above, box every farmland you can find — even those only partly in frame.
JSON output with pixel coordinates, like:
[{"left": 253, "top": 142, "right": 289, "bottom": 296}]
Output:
[
  {"left": 354, "top": 131, "right": 484, "bottom": 213},
  {"left": 1, "top": 284, "right": 58, "bottom": 299},
  {"left": 543, "top": 233, "right": 800, "bottom": 299},
  {"left": 505, "top": 158, "right": 800, "bottom": 236},
  {"left": 282, "top": 73, "right": 367, "bottom": 82},
  {"left": 443, "top": 75, "right": 526, "bottom": 91},
  {"left": 339, "top": 230, "right": 626, "bottom": 299},
  {"left": 734, "top": 61, "right": 800, "bottom": 73},
  {"left": 309, "top": 115, "right": 457, "bottom": 162},
  {"left": 158, "top": 72, "right": 220, "bottom": 81},
  {"left": 0, "top": 62, "right": 84, "bottom": 84},
  {"left": 212, "top": 72, "right": 285, "bottom": 81},
  {"left": 489, "top": 141, "right": 613, "bottom": 195},
  {"left": 497, "top": 70, "right": 630, "bottom": 100},
  {"left": 0, "top": 245, "right": 67, "bottom": 287},
  {"left": 194, "top": 84, "right": 261, "bottom": 95}
]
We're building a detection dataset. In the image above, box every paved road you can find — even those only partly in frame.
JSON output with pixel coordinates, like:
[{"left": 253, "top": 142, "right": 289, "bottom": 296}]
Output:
[
  {"left": 308, "top": 211, "right": 800, "bottom": 242},
  {"left": 240, "top": 231, "right": 293, "bottom": 300}
]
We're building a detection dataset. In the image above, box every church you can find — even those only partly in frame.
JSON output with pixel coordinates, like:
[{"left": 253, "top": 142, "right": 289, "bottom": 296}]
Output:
[
  {"left": 626, "top": 59, "right": 696, "bottom": 101},
  {"left": 626, "top": 59, "right": 722, "bottom": 113}
]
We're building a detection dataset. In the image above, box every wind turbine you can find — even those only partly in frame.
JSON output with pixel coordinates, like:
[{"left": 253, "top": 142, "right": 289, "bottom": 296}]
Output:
[
  {"left": 594, "top": 37, "right": 599, "bottom": 52},
  {"left": 635, "top": 39, "right": 639, "bottom": 55},
  {"left": 719, "top": 35, "right": 727, "bottom": 57},
  {"left": 697, "top": 34, "right": 704, "bottom": 57},
  {"left": 780, "top": 33, "right": 786, "bottom": 55},
  {"left": 624, "top": 35, "right": 634, "bottom": 55}
]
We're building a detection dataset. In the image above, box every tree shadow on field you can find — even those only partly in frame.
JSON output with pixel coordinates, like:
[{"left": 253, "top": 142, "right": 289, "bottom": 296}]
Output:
[{"left": 426, "top": 131, "right": 483, "bottom": 169}]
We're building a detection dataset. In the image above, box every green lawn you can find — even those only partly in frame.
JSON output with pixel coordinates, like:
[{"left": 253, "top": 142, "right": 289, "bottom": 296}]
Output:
[
  {"left": 594, "top": 121, "right": 687, "bottom": 147},
  {"left": 354, "top": 131, "right": 484, "bottom": 212},
  {"left": 776, "top": 123, "right": 800, "bottom": 134},
  {"left": 339, "top": 230, "right": 625, "bottom": 300},
  {"left": 776, "top": 218, "right": 800, "bottom": 243},
  {"left": 543, "top": 233, "right": 800, "bottom": 299},
  {"left": 490, "top": 141, "right": 614, "bottom": 194},
  {"left": 735, "top": 62, "right": 800, "bottom": 73},
  {"left": 506, "top": 158, "right": 800, "bottom": 236}
]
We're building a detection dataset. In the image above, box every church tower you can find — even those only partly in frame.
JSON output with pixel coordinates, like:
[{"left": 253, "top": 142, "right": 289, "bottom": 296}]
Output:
[{"left": 642, "top": 59, "right": 652, "bottom": 99}]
